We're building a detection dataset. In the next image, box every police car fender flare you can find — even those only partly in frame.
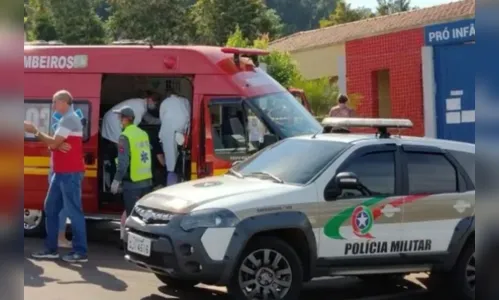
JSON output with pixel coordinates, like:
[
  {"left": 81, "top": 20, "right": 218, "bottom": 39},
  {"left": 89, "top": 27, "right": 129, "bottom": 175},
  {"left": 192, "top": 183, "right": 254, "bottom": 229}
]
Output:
[
  {"left": 443, "top": 215, "right": 475, "bottom": 270},
  {"left": 218, "top": 211, "right": 317, "bottom": 285}
]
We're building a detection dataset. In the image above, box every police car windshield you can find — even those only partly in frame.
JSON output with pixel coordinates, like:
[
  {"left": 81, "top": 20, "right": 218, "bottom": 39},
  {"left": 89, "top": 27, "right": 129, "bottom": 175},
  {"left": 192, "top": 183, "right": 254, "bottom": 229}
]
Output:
[
  {"left": 248, "top": 92, "right": 322, "bottom": 138},
  {"left": 232, "top": 139, "right": 349, "bottom": 185}
]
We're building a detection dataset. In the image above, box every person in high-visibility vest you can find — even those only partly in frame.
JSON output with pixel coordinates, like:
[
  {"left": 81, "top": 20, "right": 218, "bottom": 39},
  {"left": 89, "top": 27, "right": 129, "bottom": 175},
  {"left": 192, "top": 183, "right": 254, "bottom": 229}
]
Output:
[{"left": 110, "top": 106, "right": 153, "bottom": 242}]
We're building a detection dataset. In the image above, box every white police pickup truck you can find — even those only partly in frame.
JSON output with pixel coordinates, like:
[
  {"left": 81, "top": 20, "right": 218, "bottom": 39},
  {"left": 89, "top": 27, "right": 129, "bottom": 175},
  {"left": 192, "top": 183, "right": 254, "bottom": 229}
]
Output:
[{"left": 124, "top": 118, "right": 475, "bottom": 300}]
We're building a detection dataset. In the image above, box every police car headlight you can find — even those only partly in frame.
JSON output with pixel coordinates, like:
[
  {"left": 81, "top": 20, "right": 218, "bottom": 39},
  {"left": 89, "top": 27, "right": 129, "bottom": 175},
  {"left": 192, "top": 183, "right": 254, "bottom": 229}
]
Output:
[{"left": 180, "top": 208, "right": 239, "bottom": 232}]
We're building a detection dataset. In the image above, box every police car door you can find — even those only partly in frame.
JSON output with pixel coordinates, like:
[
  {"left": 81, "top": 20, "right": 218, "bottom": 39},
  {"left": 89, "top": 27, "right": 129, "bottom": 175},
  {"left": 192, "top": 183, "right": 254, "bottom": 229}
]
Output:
[
  {"left": 399, "top": 145, "right": 475, "bottom": 256},
  {"left": 318, "top": 144, "right": 405, "bottom": 261}
]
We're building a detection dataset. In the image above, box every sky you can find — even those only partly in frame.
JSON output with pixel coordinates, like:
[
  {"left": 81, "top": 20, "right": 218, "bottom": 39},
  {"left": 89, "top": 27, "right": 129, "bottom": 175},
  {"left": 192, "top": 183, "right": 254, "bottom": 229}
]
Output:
[{"left": 347, "top": 0, "right": 460, "bottom": 10}]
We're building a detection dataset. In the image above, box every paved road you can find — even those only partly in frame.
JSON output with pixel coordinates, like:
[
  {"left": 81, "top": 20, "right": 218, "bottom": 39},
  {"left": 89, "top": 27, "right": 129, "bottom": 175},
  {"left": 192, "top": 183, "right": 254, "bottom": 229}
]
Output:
[{"left": 24, "top": 222, "right": 434, "bottom": 300}]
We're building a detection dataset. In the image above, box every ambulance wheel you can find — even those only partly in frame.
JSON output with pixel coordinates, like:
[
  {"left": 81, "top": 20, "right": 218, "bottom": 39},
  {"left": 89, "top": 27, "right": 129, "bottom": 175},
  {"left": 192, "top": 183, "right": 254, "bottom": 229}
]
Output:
[
  {"left": 227, "top": 237, "right": 303, "bottom": 300},
  {"left": 24, "top": 209, "right": 45, "bottom": 237},
  {"left": 154, "top": 274, "right": 199, "bottom": 289}
]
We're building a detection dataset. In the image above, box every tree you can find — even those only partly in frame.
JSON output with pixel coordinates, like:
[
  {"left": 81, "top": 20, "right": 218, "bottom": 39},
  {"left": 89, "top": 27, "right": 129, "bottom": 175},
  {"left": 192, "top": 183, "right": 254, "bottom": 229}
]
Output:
[
  {"left": 25, "top": 0, "right": 58, "bottom": 42},
  {"left": 319, "top": 0, "right": 373, "bottom": 28},
  {"left": 47, "top": 0, "right": 105, "bottom": 44},
  {"left": 376, "top": 0, "right": 412, "bottom": 15},
  {"left": 225, "top": 29, "right": 299, "bottom": 88},
  {"left": 192, "top": 0, "right": 283, "bottom": 46},
  {"left": 292, "top": 77, "right": 339, "bottom": 116},
  {"left": 106, "top": 0, "right": 191, "bottom": 44}
]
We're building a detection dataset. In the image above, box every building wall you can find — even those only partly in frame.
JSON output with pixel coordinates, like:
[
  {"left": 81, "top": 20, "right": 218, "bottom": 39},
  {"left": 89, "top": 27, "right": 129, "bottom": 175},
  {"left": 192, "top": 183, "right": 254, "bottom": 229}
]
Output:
[
  {"left": 346, "top": 28, "right": 425, "bottom": 136},
  {"left": 291, "top": 44, "right": 345, "bottom": 81}
]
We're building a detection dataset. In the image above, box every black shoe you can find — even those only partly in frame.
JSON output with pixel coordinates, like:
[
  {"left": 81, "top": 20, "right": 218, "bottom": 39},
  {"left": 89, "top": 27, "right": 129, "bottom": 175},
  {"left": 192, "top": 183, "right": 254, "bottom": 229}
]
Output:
[{"left": 31, "top": 250, "right": 59, "bottom": 260}]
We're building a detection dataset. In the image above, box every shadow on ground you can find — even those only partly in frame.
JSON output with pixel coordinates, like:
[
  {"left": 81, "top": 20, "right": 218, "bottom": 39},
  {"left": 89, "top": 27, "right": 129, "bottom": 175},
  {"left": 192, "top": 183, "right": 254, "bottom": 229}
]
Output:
[{"left": 141, "top": 277, "right": 427, "bottom": 300}]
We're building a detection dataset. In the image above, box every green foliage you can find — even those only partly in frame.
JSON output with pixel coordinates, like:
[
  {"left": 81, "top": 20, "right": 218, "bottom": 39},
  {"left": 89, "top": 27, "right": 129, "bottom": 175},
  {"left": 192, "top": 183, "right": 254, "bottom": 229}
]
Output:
[
  {"left": 265, "top": 0, "right": 337, "bottom": 34},
  {"left": 319, "top": 0, "right": 374, "bottom": 28},
  {"left": 226, "top": 25, "right": 250, "bottom": 48},
  {"left": 292, "top": 77, "right": 338, "bottom": 116},
  {"left": 26, "top": 0, "right": 58, "bottom": 42},
  {"left": 47, "top": 0, "right": 105, "bottom": 44},
  {"left": 376, "top": 0, "right": 412, "bottom": 15},
  {"left": 106, "top": 0, "right": 191, "bottom": 44},
  {"left": 191, "top": 0, "right": 283, "bottom": 46}
]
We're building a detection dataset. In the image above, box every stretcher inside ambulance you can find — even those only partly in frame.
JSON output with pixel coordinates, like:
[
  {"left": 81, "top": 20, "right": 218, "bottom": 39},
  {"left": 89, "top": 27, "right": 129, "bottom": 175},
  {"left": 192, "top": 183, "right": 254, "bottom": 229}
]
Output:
[{"left": 23, "top": 44, "right": 322, "bottom": 235}]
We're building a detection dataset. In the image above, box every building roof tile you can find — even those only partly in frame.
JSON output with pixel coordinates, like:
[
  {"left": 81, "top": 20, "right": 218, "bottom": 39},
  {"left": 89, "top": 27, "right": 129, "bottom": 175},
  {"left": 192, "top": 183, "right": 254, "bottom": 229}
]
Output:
[{"left": 270, "top": 0, "right": 475, "bottom": 52}]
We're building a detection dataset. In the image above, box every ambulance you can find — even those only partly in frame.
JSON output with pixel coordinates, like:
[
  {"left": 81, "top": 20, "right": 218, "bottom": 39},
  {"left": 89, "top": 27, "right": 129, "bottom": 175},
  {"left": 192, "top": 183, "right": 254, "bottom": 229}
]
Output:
[{"left": 23, "top": 42, "right": 322, "bottom": 235}]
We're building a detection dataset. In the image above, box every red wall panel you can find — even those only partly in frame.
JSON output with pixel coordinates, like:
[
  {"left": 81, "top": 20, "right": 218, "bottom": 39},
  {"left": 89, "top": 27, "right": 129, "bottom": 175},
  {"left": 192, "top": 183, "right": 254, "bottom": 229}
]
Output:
[{"left": 346, "top": 28, "right": 425, "bottom": 136}]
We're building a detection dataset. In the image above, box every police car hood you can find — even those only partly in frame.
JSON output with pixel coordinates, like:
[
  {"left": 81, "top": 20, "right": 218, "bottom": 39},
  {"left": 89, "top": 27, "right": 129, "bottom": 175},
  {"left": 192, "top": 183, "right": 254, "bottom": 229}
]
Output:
[{"left": 137, "top": 175, "right": 299, "bottom": 213}]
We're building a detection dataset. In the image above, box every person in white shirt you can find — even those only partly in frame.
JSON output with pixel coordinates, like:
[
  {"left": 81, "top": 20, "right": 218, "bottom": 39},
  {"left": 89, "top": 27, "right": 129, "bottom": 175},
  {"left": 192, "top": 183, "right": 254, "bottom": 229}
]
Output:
[
  {"left": 101, "top": 91, "right": 161, "bottom": 144},
  {"left": 158, "top": 88, "right": 190, "bottom": 186},
  {"left": 101, "top": 91, "right": 161, "bottom": 192}
]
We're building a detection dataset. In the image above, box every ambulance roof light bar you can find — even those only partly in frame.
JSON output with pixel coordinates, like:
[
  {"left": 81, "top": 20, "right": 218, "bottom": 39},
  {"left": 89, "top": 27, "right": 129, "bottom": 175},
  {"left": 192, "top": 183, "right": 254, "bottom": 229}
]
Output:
[
  {"left": 321, "top": 118, "right": 413, "bottom": 138},
  {"left": 221, "top": 47, "right": 270, "bottom": 67}
]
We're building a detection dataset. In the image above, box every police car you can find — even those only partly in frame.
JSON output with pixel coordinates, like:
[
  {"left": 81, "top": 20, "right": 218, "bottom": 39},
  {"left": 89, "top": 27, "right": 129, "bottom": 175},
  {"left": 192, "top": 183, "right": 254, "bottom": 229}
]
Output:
[{"left": 123, "top": 118, "right": 475, "bottom": 300}]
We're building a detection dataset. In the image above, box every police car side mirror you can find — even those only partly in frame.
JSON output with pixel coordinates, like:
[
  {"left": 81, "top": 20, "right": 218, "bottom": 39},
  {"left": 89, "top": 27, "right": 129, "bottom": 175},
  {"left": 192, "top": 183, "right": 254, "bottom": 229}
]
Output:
[
  {"left": 262, "top": 134, "right": 278, "bottom": 148},
  {"left": 335, "top": 172, "right": 360, "bottom": 190}
]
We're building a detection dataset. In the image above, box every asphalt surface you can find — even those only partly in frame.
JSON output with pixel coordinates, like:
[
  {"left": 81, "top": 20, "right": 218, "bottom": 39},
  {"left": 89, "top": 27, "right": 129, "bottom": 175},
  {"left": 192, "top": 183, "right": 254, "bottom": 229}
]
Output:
[{"left": 24, "top": 222, "right": 436, "bottom": 300}]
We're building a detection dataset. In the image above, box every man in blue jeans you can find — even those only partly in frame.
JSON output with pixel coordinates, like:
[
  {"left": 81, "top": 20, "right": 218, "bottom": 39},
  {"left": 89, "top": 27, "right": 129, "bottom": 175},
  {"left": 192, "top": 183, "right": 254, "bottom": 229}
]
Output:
[{"left": 24, "top": 90, "right": 88, "bottom": 263}]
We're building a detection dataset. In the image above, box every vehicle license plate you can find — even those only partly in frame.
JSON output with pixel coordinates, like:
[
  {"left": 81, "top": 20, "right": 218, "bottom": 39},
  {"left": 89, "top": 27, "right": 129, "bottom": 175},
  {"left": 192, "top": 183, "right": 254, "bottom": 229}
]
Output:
[{"left": 127, "top": 232, "right": 152, "bottom": 257}]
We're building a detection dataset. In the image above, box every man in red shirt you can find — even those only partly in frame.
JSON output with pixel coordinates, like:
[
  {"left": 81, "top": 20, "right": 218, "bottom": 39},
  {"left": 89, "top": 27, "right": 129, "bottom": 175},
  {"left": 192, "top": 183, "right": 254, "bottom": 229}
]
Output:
[{"left": 24, "top": 90, "right": 88, "bottom": 263}]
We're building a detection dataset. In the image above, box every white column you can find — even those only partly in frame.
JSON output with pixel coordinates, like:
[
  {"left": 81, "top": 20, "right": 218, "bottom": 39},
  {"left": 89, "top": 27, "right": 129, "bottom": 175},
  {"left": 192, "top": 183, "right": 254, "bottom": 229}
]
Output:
[
  {"left": 337, "top": 55, "right": 347, "bottom": 95},
  {"left": 422, "top": 46, "right": 437, "bottom": 138}
]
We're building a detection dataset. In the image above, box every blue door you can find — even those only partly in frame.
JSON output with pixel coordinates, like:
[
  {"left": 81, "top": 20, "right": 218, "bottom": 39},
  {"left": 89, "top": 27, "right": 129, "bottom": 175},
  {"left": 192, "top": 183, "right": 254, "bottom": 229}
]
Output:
[{"left": 434, "top": 43, "right": 475, "bottom": 143}]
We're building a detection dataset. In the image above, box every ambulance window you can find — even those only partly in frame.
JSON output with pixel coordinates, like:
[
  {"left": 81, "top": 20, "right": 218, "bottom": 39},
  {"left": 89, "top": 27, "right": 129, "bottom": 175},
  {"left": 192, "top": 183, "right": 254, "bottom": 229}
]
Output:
[
  {"left": 24, "top": 102, "right": 51, "bottom": 140},
  {"left": 208, "top": 101, "right": 270, "bottom": 159},
  {"left": 24, "top": 100, "right": 91, "bottom": 141}
]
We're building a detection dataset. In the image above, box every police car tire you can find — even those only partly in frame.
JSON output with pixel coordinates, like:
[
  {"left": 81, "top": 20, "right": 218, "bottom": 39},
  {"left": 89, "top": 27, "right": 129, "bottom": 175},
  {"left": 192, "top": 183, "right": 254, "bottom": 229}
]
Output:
[
  {"left": 449, "top": 242, "right": 475, "bottom": 300},
  {"left": 428, "top": 242, "right": 475, "bottom": 300},
  {"left": 227, "top": 237, "right": 303, "bottom": 300},
  {"left": 154, "top": 274, "right": 199, "bottom": 289}
]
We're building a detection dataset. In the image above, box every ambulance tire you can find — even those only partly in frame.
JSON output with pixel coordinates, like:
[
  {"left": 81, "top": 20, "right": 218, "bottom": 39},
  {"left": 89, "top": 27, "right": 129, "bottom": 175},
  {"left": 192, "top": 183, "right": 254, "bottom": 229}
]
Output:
[
  {"left": 155, "top": 274, "right": 199, "bottom": 289},
  {"left": 24, "top": 210, "right": 46, "bottom": 237}
]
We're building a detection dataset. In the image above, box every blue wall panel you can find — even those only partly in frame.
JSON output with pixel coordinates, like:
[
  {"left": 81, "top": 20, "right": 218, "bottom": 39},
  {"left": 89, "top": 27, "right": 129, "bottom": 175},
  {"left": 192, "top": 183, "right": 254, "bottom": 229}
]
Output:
[{"left": 434, "top": 43, "right": 475, "bottom": 143}]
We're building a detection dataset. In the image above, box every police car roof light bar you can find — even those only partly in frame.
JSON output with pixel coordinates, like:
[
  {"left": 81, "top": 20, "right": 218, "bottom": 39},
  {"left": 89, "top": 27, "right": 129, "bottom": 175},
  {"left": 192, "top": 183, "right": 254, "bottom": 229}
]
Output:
[{"left": 321, "top": 118, "right": 413, "bottom": 139}]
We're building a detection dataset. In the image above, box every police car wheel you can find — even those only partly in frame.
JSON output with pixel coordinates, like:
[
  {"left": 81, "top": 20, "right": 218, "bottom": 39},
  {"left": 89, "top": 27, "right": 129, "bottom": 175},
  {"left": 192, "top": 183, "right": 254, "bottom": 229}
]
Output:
[
  {"left": 428, "top": 242, "right": 475, "bottom": 300},
  {"left": 228, "top": 237, "right": 303, "bottom": 300},
  {"left": 24, "top": 209, "right": 46, "bottom": 237},
  {"left": 450, "top": 242, "right": 475, "bottom": 300},
  {"left": 154, "top": 274, "right": 199, "bottom": 289}
]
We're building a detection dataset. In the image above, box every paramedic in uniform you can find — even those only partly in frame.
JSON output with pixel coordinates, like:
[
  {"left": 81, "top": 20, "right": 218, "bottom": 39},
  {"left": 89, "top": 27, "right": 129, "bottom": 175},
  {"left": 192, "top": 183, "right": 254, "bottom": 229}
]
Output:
[
  {"left": 109, "top": 106, "right": 153, "bottom": 242},
  {"left": 101, "top": 91, "right": 161, "bottom": 189},
  {"left": 159, "top": 87, "right": 190, "bottom": 186}
]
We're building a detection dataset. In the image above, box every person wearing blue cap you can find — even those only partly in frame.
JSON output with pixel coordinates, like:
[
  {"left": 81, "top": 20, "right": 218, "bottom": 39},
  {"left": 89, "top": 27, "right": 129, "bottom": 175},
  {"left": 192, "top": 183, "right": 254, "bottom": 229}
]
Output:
[{"left": 110, "top": 106, "right": 153, "bottom": 244}]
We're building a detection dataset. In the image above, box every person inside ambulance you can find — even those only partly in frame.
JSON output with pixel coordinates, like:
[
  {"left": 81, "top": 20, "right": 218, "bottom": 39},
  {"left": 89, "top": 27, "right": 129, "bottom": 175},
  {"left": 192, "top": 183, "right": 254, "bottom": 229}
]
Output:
[
  {"left": 101, "top": 90, "right": 161, "bottom": 191},
  {"left": 158, "top": 86, "right": 190, "bottom": 186}
]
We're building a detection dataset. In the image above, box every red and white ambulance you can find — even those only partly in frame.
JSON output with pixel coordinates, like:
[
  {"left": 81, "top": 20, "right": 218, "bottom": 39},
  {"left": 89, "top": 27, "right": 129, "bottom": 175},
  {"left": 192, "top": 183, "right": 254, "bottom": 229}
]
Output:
[{"left": 24, "top": 42, "right": 322, "bottom": 235}]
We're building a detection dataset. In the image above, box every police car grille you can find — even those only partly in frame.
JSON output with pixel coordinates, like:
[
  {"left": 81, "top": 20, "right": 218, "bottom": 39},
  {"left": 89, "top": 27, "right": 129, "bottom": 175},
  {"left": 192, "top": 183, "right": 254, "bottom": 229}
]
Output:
[{"left": 133, "top": 206, "right": 175, "bottom": 225}]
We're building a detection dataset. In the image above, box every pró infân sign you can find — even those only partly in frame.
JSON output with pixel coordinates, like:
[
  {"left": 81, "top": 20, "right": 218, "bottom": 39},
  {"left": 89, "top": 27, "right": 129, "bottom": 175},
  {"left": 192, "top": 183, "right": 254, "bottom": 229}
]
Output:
[
  {"left": 24, "top": 55, "right": 88, "bottom": 69},
  {"left": 425, "top": 19, "right": 475, "bottom": 46}
]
